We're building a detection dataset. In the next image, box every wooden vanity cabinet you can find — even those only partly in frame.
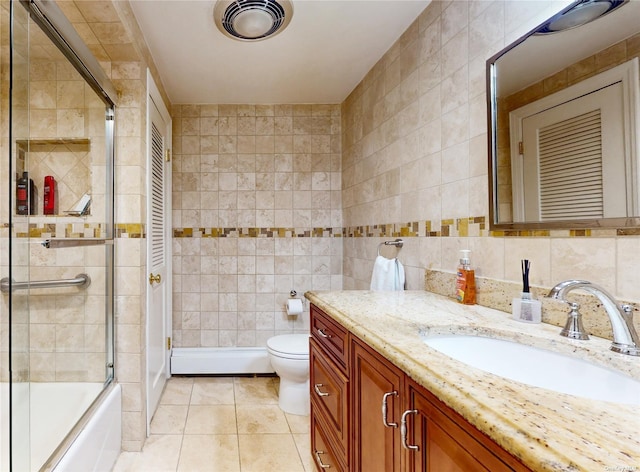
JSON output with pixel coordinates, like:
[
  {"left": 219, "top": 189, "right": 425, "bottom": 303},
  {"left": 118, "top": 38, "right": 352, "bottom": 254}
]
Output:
[{"left": 309, "top": 303, "right": 531, "bottom": 472}]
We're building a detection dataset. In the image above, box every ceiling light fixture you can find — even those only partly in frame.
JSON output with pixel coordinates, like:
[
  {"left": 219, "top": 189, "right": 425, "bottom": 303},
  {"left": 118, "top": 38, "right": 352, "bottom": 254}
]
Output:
[
  {"left": 535, "top": 0, "right": 627, "bottom": 34},
  {"left": 213, "top": 0, "right": 293, "bottom": 41}
]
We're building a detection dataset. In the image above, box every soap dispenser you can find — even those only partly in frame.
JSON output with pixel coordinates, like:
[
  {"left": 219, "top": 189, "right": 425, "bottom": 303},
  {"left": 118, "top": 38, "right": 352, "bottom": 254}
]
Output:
[{"left": 455, "top": 249, "right": 476, "bottom": 305}]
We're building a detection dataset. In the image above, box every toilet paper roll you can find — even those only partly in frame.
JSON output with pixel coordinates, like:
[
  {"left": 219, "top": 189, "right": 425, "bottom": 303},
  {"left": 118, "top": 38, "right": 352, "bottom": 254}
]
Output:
[{"left": 286, "top": 298, "right": 303, "bottom": 316}]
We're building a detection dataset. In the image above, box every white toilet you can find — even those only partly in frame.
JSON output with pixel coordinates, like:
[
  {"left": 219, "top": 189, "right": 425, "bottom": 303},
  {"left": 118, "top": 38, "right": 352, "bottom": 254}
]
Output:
[{"left": 266, "top": 334, "right": 310, "bottom": 416}]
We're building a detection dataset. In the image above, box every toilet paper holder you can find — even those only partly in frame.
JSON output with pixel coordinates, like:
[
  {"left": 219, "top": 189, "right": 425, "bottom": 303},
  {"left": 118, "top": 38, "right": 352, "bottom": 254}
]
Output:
[{"left": 286, "top": 290, "right": 305, "bottom": 316}]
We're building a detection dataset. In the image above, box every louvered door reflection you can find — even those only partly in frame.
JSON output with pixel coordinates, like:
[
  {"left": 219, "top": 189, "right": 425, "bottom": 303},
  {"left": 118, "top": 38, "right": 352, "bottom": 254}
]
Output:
[
  {"left": 537, "top": 109, "right": 603, "bottom": 220},
  {"left": 521, "top": 82, "right": 627, "bottom": 221}
]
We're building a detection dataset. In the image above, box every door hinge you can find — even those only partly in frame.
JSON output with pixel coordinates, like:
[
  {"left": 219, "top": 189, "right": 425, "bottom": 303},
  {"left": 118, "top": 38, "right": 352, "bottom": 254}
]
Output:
[
  {"left": 165, "top": 148, "right": 171, "bottom": 162},
  {"left": 167, "top": 337, "right": 171, "bottom": 350},
  {"left": 518, "top": 141, "right": 524, "bottom": 155}
]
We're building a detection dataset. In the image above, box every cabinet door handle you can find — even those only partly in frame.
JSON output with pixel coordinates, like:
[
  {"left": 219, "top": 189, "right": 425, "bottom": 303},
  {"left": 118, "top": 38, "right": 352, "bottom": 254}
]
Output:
[
  {"left": 381, "top": 391, "right": 398, "bottom": 428},
  {"left": 314, "top": 450, "right": 331, "bottom": 469},
  {"left": 314, "top": 383, "right": 330, "bottom": 397},
  {"left": 317, "top": 328, "right": 331, "bottom": 338},
  {"left": 401, "top": 409, "right": 419, "bottom": 451}
]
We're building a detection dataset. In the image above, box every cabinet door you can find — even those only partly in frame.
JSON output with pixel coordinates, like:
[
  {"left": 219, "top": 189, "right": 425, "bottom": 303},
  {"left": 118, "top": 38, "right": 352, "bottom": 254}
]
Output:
[
  {"left": 406, "top": 382, "right": 530, "bottom": 472},
  {"left": 352, "top": 338, "right": 404, "bottom": 472}
]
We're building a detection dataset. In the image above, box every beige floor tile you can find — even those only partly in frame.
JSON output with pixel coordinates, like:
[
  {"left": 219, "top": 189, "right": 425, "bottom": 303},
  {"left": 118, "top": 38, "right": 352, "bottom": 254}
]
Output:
[
  {"left": 191, "top": 377, "right": 235, "bottom": 405},
  {"left": 116, "top": 375, "right": 312, "bottom": 472},
  {"left": 293, "top": 433, "right": 314, "bottom": 472},
  {"left": 238, "top": 434, "right": 305, "bottom": 472},
  {"left": 285, "top": 412, "right": 310, "bottom": 434},
  {"left": 111, "top": 452, "right": 139, "bottom": 472},
  {"left": 233, "top": 376, "right": 279, "bottom": 404},
  {"left": 113, "top": 434, "right": 182, "bottom": 472},
  {"left": 160, "top": 377, "right": 194, "bottom": 405},
  {"left": 177, "top": 434, "right": 241, "bottom": 472},
  {"left": 150, "top": 405, "right": 189, "bottom": 435},
  {"left": 184, "top": 404, "right": 238, "bottom": 434},
  {"left": 236, "top": 404, "right": 290, "bottom": 434}
]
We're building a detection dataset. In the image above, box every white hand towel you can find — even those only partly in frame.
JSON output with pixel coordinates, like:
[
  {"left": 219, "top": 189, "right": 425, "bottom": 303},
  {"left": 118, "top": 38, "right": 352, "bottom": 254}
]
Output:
[{"left": 370, "top": 255, "right": 405, "bottom": 291}]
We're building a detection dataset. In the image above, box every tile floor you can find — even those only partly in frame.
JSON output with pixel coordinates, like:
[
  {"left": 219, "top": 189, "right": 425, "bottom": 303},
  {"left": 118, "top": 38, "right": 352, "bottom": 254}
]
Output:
[{"left": 113, "top": 376, "right": 312, "bottom": 472}]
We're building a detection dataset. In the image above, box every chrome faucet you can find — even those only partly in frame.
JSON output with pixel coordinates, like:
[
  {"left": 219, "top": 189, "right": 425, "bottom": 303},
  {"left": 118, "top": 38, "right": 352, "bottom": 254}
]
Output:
[{"left": 547, "top": 280, "right": 640, "bottom": 356}]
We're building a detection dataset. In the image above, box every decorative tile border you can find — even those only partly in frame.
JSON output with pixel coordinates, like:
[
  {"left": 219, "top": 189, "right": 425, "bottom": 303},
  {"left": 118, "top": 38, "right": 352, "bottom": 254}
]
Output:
[
  {"left": 9, "top": 222, "right": 109, "bottom": 239},
  {"left": 169, "top": 215, "right": 639, "bottom": 239},
  {"left": 4, "top": 217, "right": 634, "bottom": 239},
  {"left": 173, "top": 227, "right": 344, "bottom": 238},
  {"left": 115, "top": 224, "right": 144, "bottom": 238}
]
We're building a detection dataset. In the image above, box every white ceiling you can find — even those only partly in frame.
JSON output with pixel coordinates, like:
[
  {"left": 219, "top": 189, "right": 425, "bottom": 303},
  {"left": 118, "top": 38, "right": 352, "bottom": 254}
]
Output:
[{"left": 129, "top": 0, "right": 430, "bottom": 105}]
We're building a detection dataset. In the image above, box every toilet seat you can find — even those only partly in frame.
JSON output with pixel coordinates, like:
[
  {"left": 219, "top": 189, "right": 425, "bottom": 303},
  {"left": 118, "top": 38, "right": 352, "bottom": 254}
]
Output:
[{"left": 267, "top": 334, "right": 309, "bottom": 360}]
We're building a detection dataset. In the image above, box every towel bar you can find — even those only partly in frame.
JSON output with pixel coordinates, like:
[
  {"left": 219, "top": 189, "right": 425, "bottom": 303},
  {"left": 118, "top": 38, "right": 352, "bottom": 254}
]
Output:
[{"left": 377, "top": 239, "right": 403, "bottom": 257}]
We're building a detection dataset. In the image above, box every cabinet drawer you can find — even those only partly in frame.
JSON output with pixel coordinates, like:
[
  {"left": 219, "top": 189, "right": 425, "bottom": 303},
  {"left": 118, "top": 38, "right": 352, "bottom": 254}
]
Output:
[
  {"left": 310, "top": 338, "right": 349, "bottom": 455},
  {"left": 311, "top": 304, "right": 348, "bottom": 370},
  {"left": 311, "top": 409, "right": 347, "bottom": 472}
]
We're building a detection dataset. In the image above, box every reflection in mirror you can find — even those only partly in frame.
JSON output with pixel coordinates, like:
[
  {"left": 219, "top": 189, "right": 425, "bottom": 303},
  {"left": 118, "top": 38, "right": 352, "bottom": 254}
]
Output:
[{"left": 488, "top": 0, "right": 640, "bottom": 229}]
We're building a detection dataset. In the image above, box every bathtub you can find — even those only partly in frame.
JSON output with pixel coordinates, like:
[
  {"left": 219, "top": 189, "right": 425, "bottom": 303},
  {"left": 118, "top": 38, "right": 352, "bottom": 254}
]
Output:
[{"left": 2, "top": 382, "right": 121, "bottom": 472}]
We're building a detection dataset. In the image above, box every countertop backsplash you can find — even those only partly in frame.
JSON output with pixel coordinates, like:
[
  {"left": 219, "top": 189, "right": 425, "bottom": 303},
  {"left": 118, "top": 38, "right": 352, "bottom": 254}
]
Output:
[{"left": 425, "top": 268, "right": 640, "bottom": 342}]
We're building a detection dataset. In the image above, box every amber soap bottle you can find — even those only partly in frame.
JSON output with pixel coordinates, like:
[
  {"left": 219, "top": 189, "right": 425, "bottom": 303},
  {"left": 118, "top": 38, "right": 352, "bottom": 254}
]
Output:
[{"left": 455, "top": 250, "right": 476, "bottom": 305}]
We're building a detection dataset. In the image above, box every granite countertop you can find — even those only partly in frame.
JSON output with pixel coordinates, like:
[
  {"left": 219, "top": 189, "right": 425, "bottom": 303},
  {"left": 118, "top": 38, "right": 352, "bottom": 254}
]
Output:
[{"left": 305, "top": 290, "right": 640, "bottom": 472}]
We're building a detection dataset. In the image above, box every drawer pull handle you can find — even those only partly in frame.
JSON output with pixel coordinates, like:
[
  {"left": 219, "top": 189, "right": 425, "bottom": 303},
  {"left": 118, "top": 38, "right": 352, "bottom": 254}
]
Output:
[
  {"left": 401, "top": 409, "right": 419, "bottom": 451},
  {"left": 314, "top": 450, "right": 331, "bottom": 469},
  {"left": 317, "top": 328, "right": 332, "bottom": 338},
  {"left": 382, "top": 391, "right": 398, "bottom": 428},
  {"left": 314, "top": 383, "right": 330, "bottom": 397}
]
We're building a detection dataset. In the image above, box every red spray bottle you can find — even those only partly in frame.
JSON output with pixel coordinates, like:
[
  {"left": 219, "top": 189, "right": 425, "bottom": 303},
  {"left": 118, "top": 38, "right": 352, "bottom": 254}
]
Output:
[{"left": 43, "top": 175, "right": 56, "bottom": 215}]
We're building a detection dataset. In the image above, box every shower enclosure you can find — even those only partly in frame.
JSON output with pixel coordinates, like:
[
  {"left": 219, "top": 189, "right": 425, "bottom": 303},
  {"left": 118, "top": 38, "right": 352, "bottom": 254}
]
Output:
[{"left": 1, "top": 0, "right": 117, "bottom": 470}]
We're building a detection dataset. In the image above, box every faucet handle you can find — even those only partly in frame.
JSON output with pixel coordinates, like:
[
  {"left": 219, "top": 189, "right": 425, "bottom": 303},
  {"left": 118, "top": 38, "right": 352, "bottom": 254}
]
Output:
[{"left": 560, "top": 302, "right": 590, "bottom": 340}]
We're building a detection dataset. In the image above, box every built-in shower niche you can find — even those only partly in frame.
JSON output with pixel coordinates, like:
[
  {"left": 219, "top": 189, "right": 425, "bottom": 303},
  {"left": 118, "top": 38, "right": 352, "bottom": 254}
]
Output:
[{"left": 15, "top": 138, "right": 97, "bottom": 218}]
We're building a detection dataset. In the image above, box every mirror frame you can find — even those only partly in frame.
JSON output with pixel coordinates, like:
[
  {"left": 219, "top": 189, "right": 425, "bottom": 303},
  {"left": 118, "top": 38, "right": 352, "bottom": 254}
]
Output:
[{"left": 486, "top": 1, "right": 640, "bottom": 231}]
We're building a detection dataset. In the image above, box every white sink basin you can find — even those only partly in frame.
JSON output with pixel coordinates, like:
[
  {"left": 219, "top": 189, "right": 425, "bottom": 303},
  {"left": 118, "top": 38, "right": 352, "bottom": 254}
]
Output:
[{"left": 423, "top": 334, "right": 640, "bottom": 405}]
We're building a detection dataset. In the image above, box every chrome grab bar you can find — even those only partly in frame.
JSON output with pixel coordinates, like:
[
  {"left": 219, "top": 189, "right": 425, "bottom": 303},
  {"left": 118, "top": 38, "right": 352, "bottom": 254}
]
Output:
[
  {"left": 0, "top": 273, "right": 91, "bottom": 293},
  {"left": 42, "top": 238, "right": 112, "bottom": 249}
]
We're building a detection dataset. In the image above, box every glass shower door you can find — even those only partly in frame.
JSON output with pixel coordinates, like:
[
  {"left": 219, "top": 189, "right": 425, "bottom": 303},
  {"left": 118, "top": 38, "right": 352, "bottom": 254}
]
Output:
[{"left": 5, "top": 1, "right": 115, "bottom": 470}]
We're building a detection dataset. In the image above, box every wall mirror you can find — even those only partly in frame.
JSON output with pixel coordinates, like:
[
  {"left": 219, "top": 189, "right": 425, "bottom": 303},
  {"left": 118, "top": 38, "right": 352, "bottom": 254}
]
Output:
[{"left": 487, "top": 0, "right": 640, "bottom": 230}]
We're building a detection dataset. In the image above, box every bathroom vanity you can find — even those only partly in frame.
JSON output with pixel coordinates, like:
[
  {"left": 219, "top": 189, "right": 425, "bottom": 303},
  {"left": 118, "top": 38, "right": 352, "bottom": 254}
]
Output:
[{"left": 306, "top": 290, "right": 640, "bottom": 472}]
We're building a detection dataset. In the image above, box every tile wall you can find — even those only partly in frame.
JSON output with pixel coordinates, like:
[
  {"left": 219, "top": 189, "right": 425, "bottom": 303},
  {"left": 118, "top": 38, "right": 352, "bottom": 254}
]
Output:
[
  {"left": 171, "top": 104, "right": 343, "bottom": 348},
  {"left": 341, "top": 0, "right": 640, "bottom": 305}
]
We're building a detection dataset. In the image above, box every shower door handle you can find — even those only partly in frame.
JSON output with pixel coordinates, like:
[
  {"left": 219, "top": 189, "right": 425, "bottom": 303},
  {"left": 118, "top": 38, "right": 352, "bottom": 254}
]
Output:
[{"left": 149, "top": 273, "right": 161, "bottom": 285}]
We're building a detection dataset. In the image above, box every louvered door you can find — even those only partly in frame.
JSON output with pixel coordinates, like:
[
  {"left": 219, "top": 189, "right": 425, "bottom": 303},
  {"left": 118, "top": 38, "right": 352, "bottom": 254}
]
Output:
[
  {"left": 520, "top": 82, "right": 627, "bottom": 221},
  {"left": 146, "top": 89, "right": 171, "bottom": 430}
]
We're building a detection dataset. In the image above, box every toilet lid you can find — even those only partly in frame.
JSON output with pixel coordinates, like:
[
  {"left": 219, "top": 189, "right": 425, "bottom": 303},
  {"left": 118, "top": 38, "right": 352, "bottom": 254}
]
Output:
[{"left": 267, "top": 334, "right": 310, "bottom": 359}]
